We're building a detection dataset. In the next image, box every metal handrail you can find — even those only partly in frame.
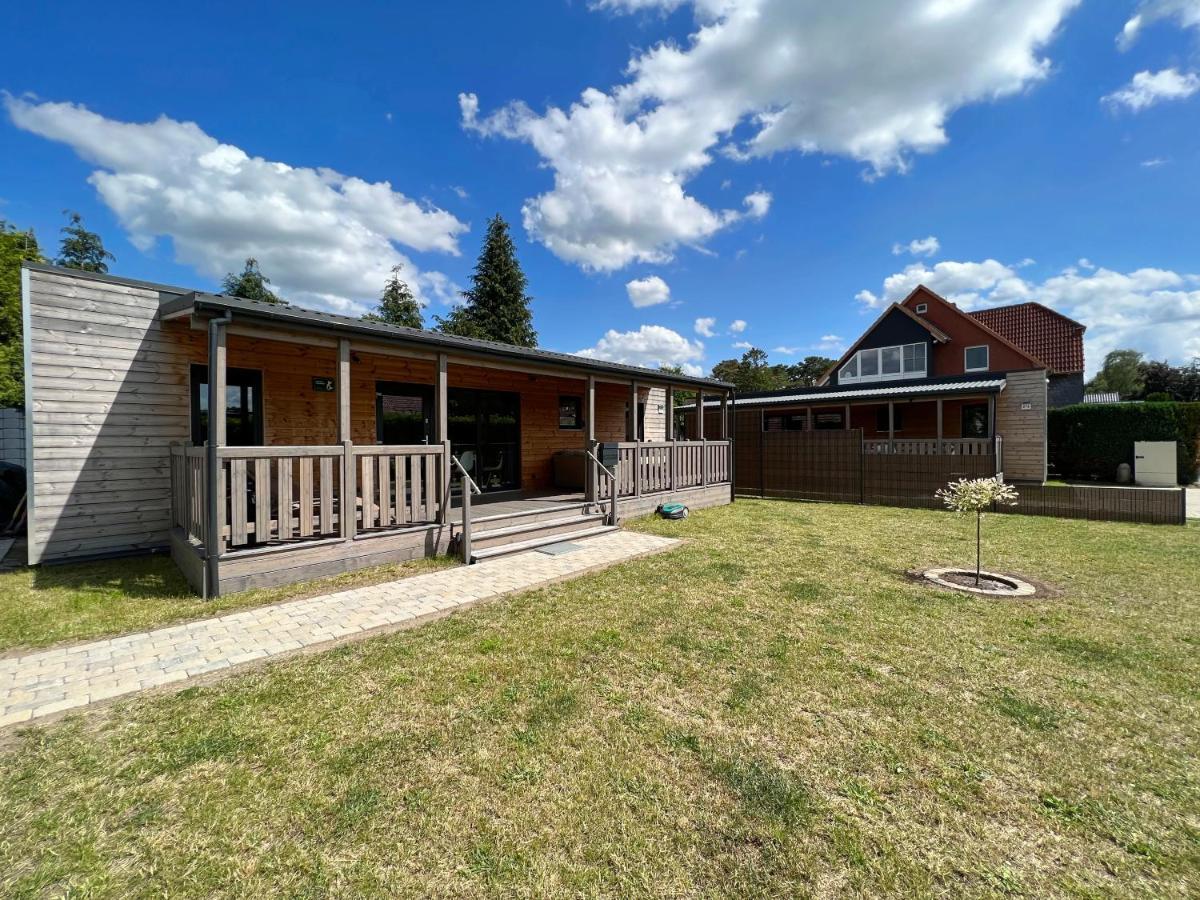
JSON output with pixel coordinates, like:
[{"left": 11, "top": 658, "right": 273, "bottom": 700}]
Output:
[
  {"left": 451, "top": 455, "right": 482, "bottom": 563},
  {"left": 585, "top": 449, "right": 619, "bottom": 526}
]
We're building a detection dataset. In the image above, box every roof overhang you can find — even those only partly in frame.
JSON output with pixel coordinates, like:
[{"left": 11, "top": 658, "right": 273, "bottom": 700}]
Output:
[
  {"left": 160, "top": 291, "right": 733, "bottom": 391},
  {"left": 680, "top": 377, "right": 1006, "bottom": 409}
]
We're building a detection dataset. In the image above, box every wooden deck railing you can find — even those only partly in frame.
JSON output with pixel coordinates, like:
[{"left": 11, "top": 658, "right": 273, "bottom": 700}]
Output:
[
  {"left": 171, "top": 442, "right": 448, "bottom": 554},
  {"left": 862, "top": 438, "right": 996, "bottom": 456},
  {"left": 612, "top": 440, "right": 731, "bottom": 498}
]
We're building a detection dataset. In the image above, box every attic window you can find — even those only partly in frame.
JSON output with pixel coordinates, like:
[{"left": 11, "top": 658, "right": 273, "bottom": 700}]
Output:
[{"left": 915, "top": 303, "right": 928, "bottom": 314}]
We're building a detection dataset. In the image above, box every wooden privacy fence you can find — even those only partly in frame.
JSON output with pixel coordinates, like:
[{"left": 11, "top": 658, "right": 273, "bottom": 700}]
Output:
[
  {"left": 613, "top": 440, "right": 731, "bottom": 498},
  {"left": 171, "top": 443, "right": 448, "bottom": 554},
  {"left": 733, "top": 424, "right": 1186, "bottom": 524}
]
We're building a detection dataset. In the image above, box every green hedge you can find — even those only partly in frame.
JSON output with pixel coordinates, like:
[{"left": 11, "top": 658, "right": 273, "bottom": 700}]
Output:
[{"left": 1049, "top": 402, "right": 1200, "bottom": 484}]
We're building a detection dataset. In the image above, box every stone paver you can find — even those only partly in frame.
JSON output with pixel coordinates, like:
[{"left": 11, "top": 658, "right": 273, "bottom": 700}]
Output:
[{"left": 0, "top": 530, "right": 677, "bottom": 727}]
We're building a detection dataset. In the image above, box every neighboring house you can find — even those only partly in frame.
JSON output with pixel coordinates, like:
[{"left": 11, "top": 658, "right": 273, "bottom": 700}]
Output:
[
  {"left": 967, "top": 302, "right": 1086, "bottom": 407},
  {"left": 720, "top": 285, "right": 1060, "bottom": 483},
  {"left": 20, "top": 262, "right": 734, "bottom": 595}
]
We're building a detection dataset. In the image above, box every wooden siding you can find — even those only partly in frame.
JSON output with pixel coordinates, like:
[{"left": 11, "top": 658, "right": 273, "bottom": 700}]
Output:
[
  {"left": 996, "top": 369, "right": 1047, "bottom": 482},
  {"left": 24, "top": 269, "right": 191, "bottom": 563}
]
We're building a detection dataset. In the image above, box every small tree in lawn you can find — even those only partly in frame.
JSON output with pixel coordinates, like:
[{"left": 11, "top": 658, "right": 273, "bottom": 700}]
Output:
[{"left": 935, "top": 477, "right": 1019, "bottom": 585}]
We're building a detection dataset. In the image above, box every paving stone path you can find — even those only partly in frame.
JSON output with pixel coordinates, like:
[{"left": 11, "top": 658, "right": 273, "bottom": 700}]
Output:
[{"left": 0, "top": 530, "right": 678, "bottom": 727}]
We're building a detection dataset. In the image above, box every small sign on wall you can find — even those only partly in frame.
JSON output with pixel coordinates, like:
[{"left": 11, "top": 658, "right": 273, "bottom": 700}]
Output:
[
  {"left": 312, "top": 377, "right": 336, "bottom": 393},
  {"left": 1021, "top": 401, "right": 1032, "bottom": 410}
]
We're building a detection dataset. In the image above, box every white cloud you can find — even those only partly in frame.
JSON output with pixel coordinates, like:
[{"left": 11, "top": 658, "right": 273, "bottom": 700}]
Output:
[
  {"left": 892, "top": 235, "right": 941, "bottom": 257},
  {"left": 1119, "top": 0, "right": 1200, "bottom": 49},
  {"left": 1103, "top": 68, "right": 1200, "bottom": 112},
  {"left": 463, "top": 0, "right": 1078, "bottom": 270},
  {"left": 694, "top": 316, "right": 717, "bottom": 337},
  {"left": 858, "top": 257, "right": 1200, "bottom": 375},
  {"left": 772, "top": 345, "right": 801, "bottom": 355},
  {"left": 732, "top": 340, "right": 753, "bottom": 349},
  {"left": 451, "top": 185, "right": 470, "bottom": 199},
  {"left": 813, "top": 333, "right": 845, "bottom": 353},
  {"left": 577, "top": 324, "right": 705, "bottom": 375},
  {"left": 5, "top": 95, "right": 468, "bottom": 313},
  {"left": 729, "top": 319, "right": 747, "bottom": 333},
  {"left": 1141, "top": 157, "right": 1169, "bottom": 167},
  {"left": 625, "top": 274, "right": 673, "bottom": 307}
]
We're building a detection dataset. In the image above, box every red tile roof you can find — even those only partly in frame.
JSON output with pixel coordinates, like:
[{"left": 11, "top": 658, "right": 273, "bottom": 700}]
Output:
[{"left": 967, "top": 302, "right": 1085, "bottom": 375}]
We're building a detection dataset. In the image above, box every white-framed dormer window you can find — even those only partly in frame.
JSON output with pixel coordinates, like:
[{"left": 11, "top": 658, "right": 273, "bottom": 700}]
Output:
[
  {"left": 840, "top": 342, "right": 927, "bottom": 384},
  {"left": 964, "top": 345, "right": 990, "bottom": 372},
  {"left": 915, "top": 303, "right": 928, "bottom": 314}
]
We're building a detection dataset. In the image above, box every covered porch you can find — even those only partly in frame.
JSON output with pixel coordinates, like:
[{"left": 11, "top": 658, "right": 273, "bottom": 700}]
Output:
[{"left": 160, "top": 292, "right": 733, "bottom": 596}]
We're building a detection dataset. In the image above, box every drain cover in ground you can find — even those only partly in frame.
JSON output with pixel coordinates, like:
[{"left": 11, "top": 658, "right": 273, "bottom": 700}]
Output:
[{"left": 536, "top": 542, "right": 583, "bottom": 556}]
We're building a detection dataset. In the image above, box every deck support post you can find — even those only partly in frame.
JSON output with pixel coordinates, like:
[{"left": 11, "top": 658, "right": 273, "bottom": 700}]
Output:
[
  {"left": 844, "top": 403, "right": 851, "bottom": 430},
  {"left": 585, "top": 376, "right": 597, "bottom": 504},
  {"left": 338, "top": 338, "right": 356, "bottom": 540},
  {"left": 720, "top": 393, "right": 729, "bottom": 439},
  {"left": 436, "top": 352, "right": 450, "bottom": 524},
  {"left": 698, "top": 391, "right": 707, "bottom": 487},
  {"left": 628, "top": 380, "right": 638, "bottom": 441},
  {"left": 204, "top": 313, "right": 231, "bottom": 598},
  {"left": 936, "top": 398, "right": 944, "bottom": 454}
]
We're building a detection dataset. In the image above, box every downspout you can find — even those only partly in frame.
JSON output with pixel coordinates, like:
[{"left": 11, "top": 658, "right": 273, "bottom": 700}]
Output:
[{"left": 204, "top": 312, "right": 232, "bottom": 598}]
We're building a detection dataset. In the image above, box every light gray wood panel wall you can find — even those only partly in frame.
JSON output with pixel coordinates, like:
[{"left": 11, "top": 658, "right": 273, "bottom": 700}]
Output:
[{"left": 24, "top": 268, "right": 190, "bottom": 563}]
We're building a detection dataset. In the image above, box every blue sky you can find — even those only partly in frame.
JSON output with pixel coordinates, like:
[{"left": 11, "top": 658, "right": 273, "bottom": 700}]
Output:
[{"left": 3, "top": 0, "right": 1199, "bottom": 376}]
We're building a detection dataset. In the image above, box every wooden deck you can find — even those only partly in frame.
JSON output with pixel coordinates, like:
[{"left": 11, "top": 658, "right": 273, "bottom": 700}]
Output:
[{"left": 447, "top": 491, "right": 587, "bottom": 523}]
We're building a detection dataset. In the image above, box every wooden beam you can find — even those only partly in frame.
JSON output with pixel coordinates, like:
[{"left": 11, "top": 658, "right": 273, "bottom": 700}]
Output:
[
  {"left": 337, "top": 339, "right": 351, "bottom": 443},
  {"left": 720, "top": 393, "right": 729, "bottom": 440},
  {"left": 586, "top": 376, "right": 596, "bottom": 503},
  {"left": 665, "top": 386, "right": 675, "bottom": 441},
  {"left": 844, "top": 403, "right": 851, "bottom": 430},
  {"left": 628, "top": 380, "right": 639, "bottom": 441},
  {"left": 435, "top": 353, "right": 449, "bottom": 443},
  {"left": 936, "top": 397, "right": 944, "bottom": 451},
  {"left": 888, "top": 401, "right": 895, "bottom": 451},
  {"left": 696, "top": 392, "right": 705, "bottom": 441}
]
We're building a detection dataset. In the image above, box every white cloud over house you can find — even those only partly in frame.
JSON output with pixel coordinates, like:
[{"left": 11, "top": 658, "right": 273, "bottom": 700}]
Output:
[
  {"left": 729, "top": 319, "right": 747, "bottom": 333},
  {"left": 462, "top": 0, "right": 1078, "bottom": 271},
  {"left": 1103, "top": 68, "right": 1200, "bottom": 111},
  {"left": 694, "top": 317, "right": 717, "bottom": 337},
  {"left": 1118, "top": 0, "right": 1200, "bottom": 49},
  {"left": 857, "top": 257, "right": 1200, "bottom": 375},
  {"left": 625, "top": 274, "right": 673, "bottom": 307},
  {"left": 577, "top": 324, "right": 705, "bottom": 375},
  {"left": 5, "top": 95, "right": 468, "bottom": 313},
  {"left": 892, "top": 236, "right": 941, "bottom": 257}
]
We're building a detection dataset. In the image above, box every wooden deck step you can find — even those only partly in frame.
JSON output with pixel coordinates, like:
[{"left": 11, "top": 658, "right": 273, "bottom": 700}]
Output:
[
  {"left": 471, "top": 512, "right": 607, "bottom": 550},
  {"left": 471, "top": 525, "right": 619, "bottom": 563}
]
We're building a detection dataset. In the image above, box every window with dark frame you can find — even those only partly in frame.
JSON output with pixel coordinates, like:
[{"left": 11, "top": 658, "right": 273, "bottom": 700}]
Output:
[
  {"left": 763, "top": 412, "right": 807, "bottom": 431},
  {"left": 558, "top": 395, "right": 583, "bottom": 429},
  {"left": 190, "top": 364, "right": 264, "bottom": 446},
  {"left": 962, "top": 403, "right": 990, "bottom": 438},
  {"left": 875, "top": 406, "right": 904, "bottom": 433}
]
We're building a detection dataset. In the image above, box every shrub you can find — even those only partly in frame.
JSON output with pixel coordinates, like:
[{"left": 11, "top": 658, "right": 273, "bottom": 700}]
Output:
[{"left": 1049, "top": 402, "right": 1200, "bottom": 484}]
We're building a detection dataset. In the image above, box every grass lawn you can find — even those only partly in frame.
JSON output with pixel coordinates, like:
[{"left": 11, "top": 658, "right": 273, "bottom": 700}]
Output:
[
  {"left": 1, "top": 500, "right": 1197, "bottom": 897},
  {"left": 0, "top": 553, "right": 454, "bottom": 652}
]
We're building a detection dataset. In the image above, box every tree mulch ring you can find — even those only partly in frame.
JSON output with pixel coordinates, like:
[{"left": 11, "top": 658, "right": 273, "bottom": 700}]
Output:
[{"left": 919, "top": 567, "right": 1039, "bottom": 598}]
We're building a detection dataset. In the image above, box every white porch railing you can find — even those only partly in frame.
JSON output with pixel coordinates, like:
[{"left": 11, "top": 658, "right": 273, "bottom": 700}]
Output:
[
  {"left": 863, "top": 438, "right": 997, "bottom": 457},
  {"left": 612, "top": 440, "right": 731, "bottom": 498}
]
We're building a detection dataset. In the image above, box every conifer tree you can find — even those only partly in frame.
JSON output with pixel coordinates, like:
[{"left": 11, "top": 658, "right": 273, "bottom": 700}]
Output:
[
  {"left": 362, "top": 265, "right": 423, "bottom": 329},
  {"left": 55, "top": 211, "right": 113, "bottom": 273},
  {"left": 436, "top": 215, "right": 536, "bottom": 347},
  {"left": 221, "top": 258, "right": 282, "bottom": 304}
]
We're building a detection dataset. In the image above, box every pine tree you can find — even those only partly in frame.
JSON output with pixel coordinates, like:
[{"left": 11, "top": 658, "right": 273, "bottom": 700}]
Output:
[
  {"left": 56, "top": 211, "right": 114, "bottom": 273},
  {"left": 436, "top": 215, "right": 536, "bottom": 347},
  {"left": 362, "top": 265, "right": 423, "bottom": 329},
  {"left": 221, "top": 258, "right": 282, "bottom": 304},
  {"left": 0, "top": 221, "right": 45, "bottom": 406}
]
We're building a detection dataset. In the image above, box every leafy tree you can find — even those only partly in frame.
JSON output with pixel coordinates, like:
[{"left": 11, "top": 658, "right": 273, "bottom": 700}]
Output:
[
  {"left": 784, "top": 355, "right": 836, "bottom": 388},
  {"left": 221, "top": 258, "right": 282, "bottom": 304},
  {"left": 436, "top": 215, "right": 536, "bottom": 347},
  {"left": 1136, "top": 358, "right": 1200, "bottom": 402},
  {"left": 362, "top": 265, "right": 423, "bottom": 329},
  {"left": 55, "top": 211, "right": 114, "bottom": 273},
  {"left": 0, "top": 221, "right": 45, "bottom": 406},
  {"left": 1086, "top": 349, "right": 1144, "bottom": 398}
]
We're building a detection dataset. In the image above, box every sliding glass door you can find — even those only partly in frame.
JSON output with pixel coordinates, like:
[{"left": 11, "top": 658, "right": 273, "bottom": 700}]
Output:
[{"left": 376, "top": 382, "right": 520, "bottom": 493}]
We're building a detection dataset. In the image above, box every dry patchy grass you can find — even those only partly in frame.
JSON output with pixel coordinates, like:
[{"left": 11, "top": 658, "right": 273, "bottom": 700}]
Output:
[{"left": 0, "top": 501, "right": 1197, "bottom": 897}]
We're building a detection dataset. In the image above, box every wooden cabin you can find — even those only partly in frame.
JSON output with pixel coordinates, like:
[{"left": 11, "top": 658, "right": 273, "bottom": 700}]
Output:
[{"left": 20, "top": 263, "right": 734, "bottom": 596}]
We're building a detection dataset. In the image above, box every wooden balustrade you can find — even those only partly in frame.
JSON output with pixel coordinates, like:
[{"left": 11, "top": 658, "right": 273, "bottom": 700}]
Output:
[
  {"left": 170, "top": 442, "right": 448, "bottom": 555},
  {"left": 354, "top": 445, "right": 445, "bottom": 532},
  {"left": 863, "top": 438, "right": 995, "bottom": 456},
  {"left": 608, "top": 440, "right": 731, "bottom": 498}
]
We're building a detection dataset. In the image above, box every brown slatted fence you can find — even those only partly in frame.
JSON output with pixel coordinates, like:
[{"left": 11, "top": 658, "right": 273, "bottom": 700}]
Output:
[{"left": 1003, "top": 484, "right": 1185, "bottom": 525}]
